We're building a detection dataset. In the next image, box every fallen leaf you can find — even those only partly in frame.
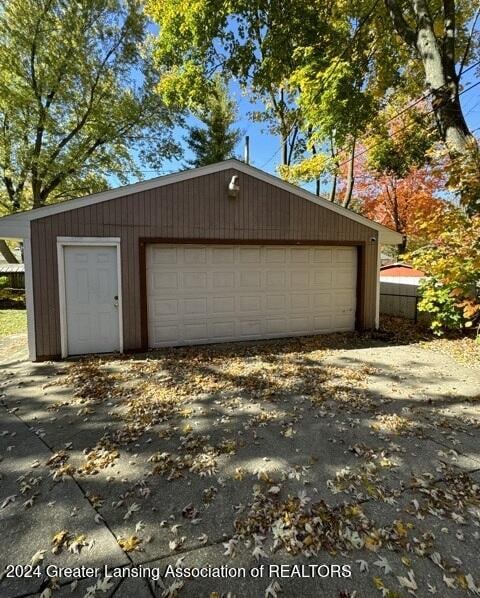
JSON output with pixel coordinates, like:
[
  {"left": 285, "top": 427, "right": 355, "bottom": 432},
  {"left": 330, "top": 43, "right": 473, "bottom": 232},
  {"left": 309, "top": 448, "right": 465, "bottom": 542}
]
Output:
[
  {"left": 265, "top": 579, "right": 282, "bottom": 598},
  {"left": 373, "top": 556, "right": 392, "bottom": 575},
  {"left": 30, "top": 549, "right": 46, "bottom": 566},
  {"left": 118, "top": 536, "right": 142, "bottom": 552},
  {"left": 397, "top": 570, "right": 417, "bottom": 594},
  {"left": 1, "top": 495, "right": 16, "bottom": 509},
  {"left": 162, "top": 579, "right": 184, "bottom": 597}
]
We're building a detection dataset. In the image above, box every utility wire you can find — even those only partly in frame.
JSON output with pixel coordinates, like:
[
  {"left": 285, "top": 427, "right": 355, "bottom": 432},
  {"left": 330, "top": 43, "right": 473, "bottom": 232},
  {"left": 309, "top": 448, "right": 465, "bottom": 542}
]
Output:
[
  {"left": 259, "top": 47, "right": 480, "bottom": 170},
  {"left": 335, "top": 78, "right": 480, "bottom": 170},
  {"left": 258, "top": 0, "right": 381, "bottom": 169}
]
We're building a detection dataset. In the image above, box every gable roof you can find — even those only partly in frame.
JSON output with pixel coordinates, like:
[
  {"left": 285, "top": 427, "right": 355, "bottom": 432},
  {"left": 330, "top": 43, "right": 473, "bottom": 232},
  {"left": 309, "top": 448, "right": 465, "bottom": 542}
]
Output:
[{"left": 0, "top": 159, "right": 403, "bottom": 243}]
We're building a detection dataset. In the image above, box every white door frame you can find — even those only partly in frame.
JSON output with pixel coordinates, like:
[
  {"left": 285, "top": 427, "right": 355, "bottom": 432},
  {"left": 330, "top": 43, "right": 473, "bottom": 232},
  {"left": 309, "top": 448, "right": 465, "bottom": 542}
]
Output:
[{"left": 57, "top": 237, "right": 123, "bottom": 358}]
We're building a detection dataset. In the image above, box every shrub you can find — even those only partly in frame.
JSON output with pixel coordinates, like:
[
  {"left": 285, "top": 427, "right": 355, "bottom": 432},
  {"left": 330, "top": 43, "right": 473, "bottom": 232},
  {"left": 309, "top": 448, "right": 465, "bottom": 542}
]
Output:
[{"left": 405, "top": 207, "right": 480, "bottom": 337}]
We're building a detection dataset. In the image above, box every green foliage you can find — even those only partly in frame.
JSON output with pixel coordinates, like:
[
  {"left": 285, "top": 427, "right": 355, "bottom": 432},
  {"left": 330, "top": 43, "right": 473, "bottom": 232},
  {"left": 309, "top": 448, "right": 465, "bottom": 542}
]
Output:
[
  {"left": 278, "top": 154, "right": 330, "bottom": 184},
  {"left": 406, "top": 208, "right": 480, "bottom": 336},
  {"left": 184, "top": 76, "right": 240, "bottom": 167},
  {"left": 147, "top": 0, "right": 479, "bottom": 193},
  {"left": 441, "top": 138, "right": 480, "bottom": 215},
  {"left": 417, "top": 278, "right": 466, "bottom": 335},
  {"left": 365, "top": 107, "right": 436, "bottom": 178},
  {"left": 0, "top": 0, "right": 180, "bottom": 213}
]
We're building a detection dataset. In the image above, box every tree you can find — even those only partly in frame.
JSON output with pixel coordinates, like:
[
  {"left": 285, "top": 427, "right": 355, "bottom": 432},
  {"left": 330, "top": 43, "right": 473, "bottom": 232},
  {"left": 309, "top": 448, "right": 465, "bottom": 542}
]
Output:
[
  {"left": 384, "top": 0, "right": 478, "bottom": 156},
  {"left": 147, "top": 0, "right": 479, "bottom": 210},
  {"left": 405, "top": 207, "right": 480, "bottom": 335},
  {"left": 383, "top": 0, "right": 480, "bottom": 212},
  {"left": 184, "top": 76, "right": 240, "bottom": 167},
  {"left": 355, "top": 162, "right": 448, "bottom": 251},
  {"left": 146, "top": 0, "right": 350, "bottom": 171},
  {"left": 349, "top": 104, "right": 445, "bottom": 251},
  {"left": 0, "top": 0, "right": 179, "bottom": 219}
]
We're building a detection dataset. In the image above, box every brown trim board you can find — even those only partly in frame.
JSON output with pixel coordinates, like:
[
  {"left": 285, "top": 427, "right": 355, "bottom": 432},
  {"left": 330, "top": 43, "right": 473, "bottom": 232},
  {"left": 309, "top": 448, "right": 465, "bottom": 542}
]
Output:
[{"left": 138, "top": 238, "right": 368, "bottom": 351}]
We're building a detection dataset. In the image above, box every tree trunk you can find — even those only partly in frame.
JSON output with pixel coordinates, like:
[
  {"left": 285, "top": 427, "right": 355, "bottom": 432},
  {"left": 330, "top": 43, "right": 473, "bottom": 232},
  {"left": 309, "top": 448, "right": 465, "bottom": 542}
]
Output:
[
  {"left": 329, "top": 136, "right": 338, "bottom": 202},
  {"left": 343, "top": 137, "right": 356, "bottom": 208},
  {"left": 0, "top": 240, "right": 19, "bottom": 263},
  {"left": 310, "top": 138, "right": 321, "bottom": 196},
  {"left": 329, "top": 173, "right": 337, "bottom": 202},
  {"left": 384, "top": 0, "right": 474, "bottom": 156}
]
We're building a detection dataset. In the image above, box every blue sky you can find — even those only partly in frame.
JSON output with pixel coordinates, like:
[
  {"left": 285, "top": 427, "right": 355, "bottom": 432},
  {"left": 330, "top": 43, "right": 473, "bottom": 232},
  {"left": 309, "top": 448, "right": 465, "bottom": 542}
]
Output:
[{"left": 130, "top": 60, "right": 480, "bottom": 196}]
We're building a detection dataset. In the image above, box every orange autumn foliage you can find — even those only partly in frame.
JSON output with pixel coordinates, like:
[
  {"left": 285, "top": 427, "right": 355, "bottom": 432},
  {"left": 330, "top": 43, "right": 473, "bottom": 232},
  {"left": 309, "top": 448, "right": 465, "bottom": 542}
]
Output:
[{"left": 352, "top": 160, "right": 448, "bottom": 246}]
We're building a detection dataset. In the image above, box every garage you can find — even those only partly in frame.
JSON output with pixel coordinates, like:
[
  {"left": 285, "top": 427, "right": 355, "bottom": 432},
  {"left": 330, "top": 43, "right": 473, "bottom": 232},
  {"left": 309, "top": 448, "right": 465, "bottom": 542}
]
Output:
[
  {"left": 146, "top": 244, "right": 357, "bottom": 347},
  {"left": 0, "top": 159, "right": 403, "bottom": 360}
]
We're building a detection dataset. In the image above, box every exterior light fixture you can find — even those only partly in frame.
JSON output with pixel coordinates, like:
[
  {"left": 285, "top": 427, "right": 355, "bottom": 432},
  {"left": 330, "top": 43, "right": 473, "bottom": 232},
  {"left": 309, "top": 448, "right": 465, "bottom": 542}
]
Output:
[{"left": 228, "top": 175, "right": 240, "bottom": 198}]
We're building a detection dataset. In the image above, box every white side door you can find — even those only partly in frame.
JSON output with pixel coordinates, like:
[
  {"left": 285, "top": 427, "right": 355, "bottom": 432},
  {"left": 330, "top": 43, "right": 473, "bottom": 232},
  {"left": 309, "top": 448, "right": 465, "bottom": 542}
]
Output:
[{"left": 63, "top": 245, "right": 120, "bottom": 356}]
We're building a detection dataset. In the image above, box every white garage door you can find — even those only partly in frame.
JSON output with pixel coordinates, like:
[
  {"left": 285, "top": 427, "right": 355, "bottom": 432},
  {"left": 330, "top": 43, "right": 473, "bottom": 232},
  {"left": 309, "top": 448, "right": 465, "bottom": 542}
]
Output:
[{"left": 146, "top": 245, "right": 357, "bottom": 347}]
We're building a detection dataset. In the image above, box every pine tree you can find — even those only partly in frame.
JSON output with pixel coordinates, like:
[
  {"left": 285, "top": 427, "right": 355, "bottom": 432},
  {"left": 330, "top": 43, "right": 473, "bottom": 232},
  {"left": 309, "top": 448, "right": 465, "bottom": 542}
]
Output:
[{"left": 185, "top": 77, "right": 240, "bottom": 167}]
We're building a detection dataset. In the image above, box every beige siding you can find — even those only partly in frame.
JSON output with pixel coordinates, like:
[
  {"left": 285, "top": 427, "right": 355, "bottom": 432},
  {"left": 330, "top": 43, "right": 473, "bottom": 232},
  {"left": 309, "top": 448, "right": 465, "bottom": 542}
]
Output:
[{"left": 31, "top": 168, "right": 378, "bottom": 358}]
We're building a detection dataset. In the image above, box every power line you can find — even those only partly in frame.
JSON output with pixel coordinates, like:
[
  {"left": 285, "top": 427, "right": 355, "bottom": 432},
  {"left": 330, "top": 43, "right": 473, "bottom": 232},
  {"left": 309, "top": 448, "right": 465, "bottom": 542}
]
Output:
[
  {"left": 335, "top": 78, "right": 480, "bottom": 170},
  {"left": 259, "top": 49, "right": 480, "bottom": 170},
  {"left": 258, "top": 0, "right": 381, "bottom": 169}
]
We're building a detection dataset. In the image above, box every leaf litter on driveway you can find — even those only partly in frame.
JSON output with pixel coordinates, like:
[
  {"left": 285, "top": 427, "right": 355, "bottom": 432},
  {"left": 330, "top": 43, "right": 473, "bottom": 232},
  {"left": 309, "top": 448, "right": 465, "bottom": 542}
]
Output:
[{"left": 0, "top": 328, "right": 480, "bottom": 597}]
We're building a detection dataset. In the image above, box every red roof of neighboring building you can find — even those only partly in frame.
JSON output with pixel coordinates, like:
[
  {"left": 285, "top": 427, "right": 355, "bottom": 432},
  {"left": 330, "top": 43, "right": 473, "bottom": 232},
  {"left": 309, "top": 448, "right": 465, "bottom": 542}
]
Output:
[{"left": 380, "top": 263, "right": 425, "bottom": 277}]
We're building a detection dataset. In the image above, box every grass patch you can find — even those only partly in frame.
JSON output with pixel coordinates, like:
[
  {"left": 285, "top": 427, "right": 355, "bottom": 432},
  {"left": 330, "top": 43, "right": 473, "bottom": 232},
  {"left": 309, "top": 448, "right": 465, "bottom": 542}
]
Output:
[{"left": 0, "top": 309, "right": 27, "bottom": 336}]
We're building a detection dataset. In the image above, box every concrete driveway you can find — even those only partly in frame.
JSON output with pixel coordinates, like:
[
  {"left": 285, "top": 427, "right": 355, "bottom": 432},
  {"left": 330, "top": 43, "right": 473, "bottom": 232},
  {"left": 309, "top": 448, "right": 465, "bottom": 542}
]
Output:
[{"left": 1, "top": 330, "right": 479, "bottom": 598}]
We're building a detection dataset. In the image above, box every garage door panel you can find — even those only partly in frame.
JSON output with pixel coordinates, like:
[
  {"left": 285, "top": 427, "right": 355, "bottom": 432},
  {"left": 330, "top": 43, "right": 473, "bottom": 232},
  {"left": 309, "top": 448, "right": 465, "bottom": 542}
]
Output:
[
  {"left": 266, "top": 271, "right": 286, "bottom": 288},
  {"left": 335, "top": 247, "right": 356, "bottom": 263},
  {"left": 240, "top": 319, "right": 262, "bottom": 336},
  {"left": 147, "top": 245, "right": 357, "bottom": 347},
  {"left": 152, "top": 247, "right": 177, "bottom": 264},
  {"left": 291, "top": 294, "right": 310, "bottom": 310},
  {"left": 333, "top": 269, "right": 356, "bottom": 289},
  {"left": 290, "top": 316, "right": 311, "bottom": 333},
  {"left": 210, "top": 320, "right": 236, "bottom": 338},
  {"left": 153, "top": 299, "right": 178, "bottom": 317},
  {"left": 313, "top": 270, "right": 333, "bottom": 286},
  {"left": 183, "top": 297, "right": 207, "bottom": 315},
  {"left": 213, "top": 271, "right": 235, "bottom": 288},
  {"left": 266, "top": 294, "right": 286, "bottom": 310},
  {"left": 240, "top": 247, "right": 261, "bottom": 263},
  {"left": 212, "top": 296, "right": 236, "bottom": 313},
  {"left": 238, "top": 295, "right": 262, "bottom": 312},
  {"left": 153, "top": 271, "right": 178, "bottom": 290},
  {"left": 266, "top": 318, "right": 288, "bottom": 333},
  {"left": 291, "top": 248, "right": 309, "bottom": 263},
  {"left": 184, "top": 321, "right": 208, "bottom": 340},
  {"left": 336, "top": 291, "right": 355, "bottom": 307},
  {"left": 152, "top": 324, "right": 179, "bottom": 344},
  {"left": 290, "top": 270, "right": 309, "bottom": 288},
  {"left": 183, "top": 272, "right": 207, "bottom": 289},
  {"left": 313, "top": 314, "right": 333, "bottom": 330},
  {"left": 240, "top": 270, "right": 261, "bottom": 288},
  {"left": 265, "top": 248, "right": 286, "bottom": 263},
  {"left": 313, "top": 292, "right": 333, "bottom": 311},
  {"left": 212, "top": 247, "right": 235, "bottom": 264},
  {"left": 184, "top": 247, "right": 207, "bottom": 264},
  {"left": 313, "top": 248, "right": 332, "bottom": 263},
  {"left": 334, "top": 314, "right": 355, "bottom": 330}
]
